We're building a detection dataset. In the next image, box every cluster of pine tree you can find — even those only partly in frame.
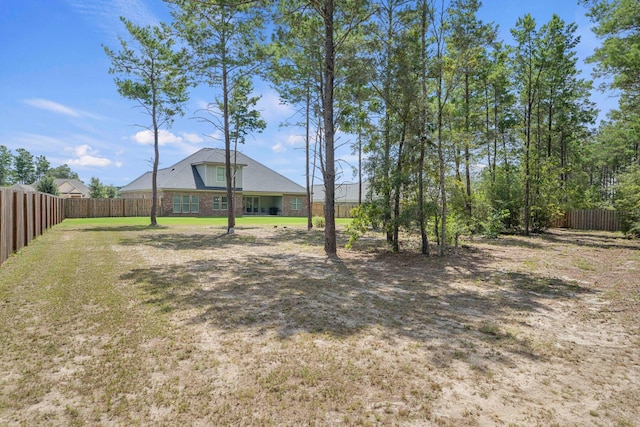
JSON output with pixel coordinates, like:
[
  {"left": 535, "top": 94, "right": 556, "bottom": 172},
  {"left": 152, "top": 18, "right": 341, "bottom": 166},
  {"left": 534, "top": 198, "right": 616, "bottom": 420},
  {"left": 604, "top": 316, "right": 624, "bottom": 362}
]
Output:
[{"left": 104, "top": 0, "right": 639, "bottom": 252}]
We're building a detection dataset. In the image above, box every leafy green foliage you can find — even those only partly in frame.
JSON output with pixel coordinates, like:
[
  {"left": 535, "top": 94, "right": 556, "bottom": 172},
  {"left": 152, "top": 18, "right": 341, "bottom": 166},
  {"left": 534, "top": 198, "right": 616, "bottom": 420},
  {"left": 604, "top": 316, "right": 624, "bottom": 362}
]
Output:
[
  {"left": 104, "top": 18, "right": 189, "bottom": 130},
  {"left": 13, "top": 148, "right": 36, "bottom": 185},
  {"left": 482, "top": 209, "right": 510, "bottom": 238},
  {"left": 614, "top": 165, "right": 640, "bottom": 236},
  {"left": 47, "top": 164, "right": 80, "bottom": 180},
  {"left": 171, "top": 0, "right": 265, "bottom": 233},
  {"left": 104, "top": 17, "right": 190, "bottom": 226},
  {"left": 0, "top": 145, "right": 12, "bottom": 186},
  {"left": 89, "top": 176, "right": 119, "bottom": 199},
  {"left": 36, "top": 176, "right": 60, "bottom": 196},
  {"left": 89, "top": 177, "right": 105, "bottom": 199},
  {"left": 344, "top": 205, "right": 373, "bottom": 250}
]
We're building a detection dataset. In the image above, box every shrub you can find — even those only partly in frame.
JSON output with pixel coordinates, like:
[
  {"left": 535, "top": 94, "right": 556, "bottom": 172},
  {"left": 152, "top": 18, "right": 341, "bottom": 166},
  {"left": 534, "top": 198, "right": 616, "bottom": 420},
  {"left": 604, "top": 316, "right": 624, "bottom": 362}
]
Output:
[
  {"left": 37, "top": 176, "right": 60, "bottom": 196},
  {"left": 614, "top": 165, "right": 640, "bottom": 237},
  {"left": 482, "top": 209, "right": 510, "bottom": 238},
  {"left": 313, "top": 216, "right": 325, "bottom": 228}
]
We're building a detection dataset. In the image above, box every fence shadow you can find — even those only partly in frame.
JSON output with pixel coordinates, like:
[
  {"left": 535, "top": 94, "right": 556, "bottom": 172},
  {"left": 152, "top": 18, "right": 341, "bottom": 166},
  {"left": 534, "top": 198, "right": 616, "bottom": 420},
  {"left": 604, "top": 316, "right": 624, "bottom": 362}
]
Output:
[{"left": 542, "top": 229, "right": 640, "bottom": 251}]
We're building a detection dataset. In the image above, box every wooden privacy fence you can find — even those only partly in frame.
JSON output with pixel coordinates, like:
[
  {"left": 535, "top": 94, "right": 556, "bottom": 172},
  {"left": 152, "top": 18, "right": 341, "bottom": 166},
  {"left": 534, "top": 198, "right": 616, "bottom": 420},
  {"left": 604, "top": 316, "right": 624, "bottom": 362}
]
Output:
[
  {"left": 65, "top": 198, "right": 155, "bottom": 218},
  {"left": 312, "top": 203, "right": 356, "bottom": 219},
  {"left": 0, "top": 188, "right": 64, "bottom": 266},
  {"left": 554, "top": 209, "right": 620, "bottom": 232}
]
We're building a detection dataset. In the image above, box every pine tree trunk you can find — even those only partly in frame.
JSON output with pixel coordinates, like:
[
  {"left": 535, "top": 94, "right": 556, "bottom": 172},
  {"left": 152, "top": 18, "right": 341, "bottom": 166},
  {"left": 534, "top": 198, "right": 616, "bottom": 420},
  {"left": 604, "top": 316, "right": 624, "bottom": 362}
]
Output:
[{"left": 322, "top": 0, "right": 337, "bottom": 255}]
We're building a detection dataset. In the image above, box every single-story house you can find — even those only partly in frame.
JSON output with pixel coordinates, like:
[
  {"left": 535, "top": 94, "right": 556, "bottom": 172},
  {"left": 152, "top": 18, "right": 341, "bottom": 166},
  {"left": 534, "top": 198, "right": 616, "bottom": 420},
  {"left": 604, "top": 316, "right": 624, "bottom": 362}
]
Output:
[
  {"left": 120, "top": 148, "right": 308, "bottom": 217},
  {"left": 55, "top": 179, "right": 90, "bottom": 198},
  {"left": 9, "top": 183, "right": 36, "bottom": 192},
  {"left": 10, "top": 178, "right": 90, "bottom": 199}
]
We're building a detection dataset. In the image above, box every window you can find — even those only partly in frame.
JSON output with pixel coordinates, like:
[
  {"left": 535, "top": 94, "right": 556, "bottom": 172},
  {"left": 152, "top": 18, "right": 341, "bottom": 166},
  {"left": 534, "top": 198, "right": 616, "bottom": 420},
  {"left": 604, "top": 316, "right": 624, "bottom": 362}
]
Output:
[
  {"left": 216, "top": 167, "right": 226, "bottom": 183},
  {"left": 173, "top": 195, "right": 181, "bottom": 213},
  {"left": 173, "top": 195, "right": 199, "bottom": 213},
  {"left": 213, "top": 196, "right": 228, "bottom": 210},
  {"left": 290, "top": 197, "right": 302, "bottom": 211}
]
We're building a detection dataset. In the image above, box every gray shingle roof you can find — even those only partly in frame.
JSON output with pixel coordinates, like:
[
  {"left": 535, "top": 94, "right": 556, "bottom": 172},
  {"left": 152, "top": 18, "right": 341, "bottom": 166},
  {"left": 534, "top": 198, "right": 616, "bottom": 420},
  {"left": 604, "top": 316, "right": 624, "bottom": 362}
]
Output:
[
  {"left": 312, "top": 181, "right": 371, "bottom": 203},
  {"left": 121, "top": 148, "right": 305, "bottom": 194},
  {"left": 54, "top": 179, "right": 90, "bottom": 196},
  {"left": 10, "top": 183, "right": 36, "bottom": 192}
]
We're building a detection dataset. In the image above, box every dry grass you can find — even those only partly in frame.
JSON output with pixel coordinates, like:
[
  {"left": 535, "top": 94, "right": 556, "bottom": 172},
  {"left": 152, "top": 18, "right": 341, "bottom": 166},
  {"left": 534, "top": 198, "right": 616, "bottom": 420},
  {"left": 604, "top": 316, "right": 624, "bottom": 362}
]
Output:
[{"left": 1, "top": 222, "right": 639, "bottom": 426}]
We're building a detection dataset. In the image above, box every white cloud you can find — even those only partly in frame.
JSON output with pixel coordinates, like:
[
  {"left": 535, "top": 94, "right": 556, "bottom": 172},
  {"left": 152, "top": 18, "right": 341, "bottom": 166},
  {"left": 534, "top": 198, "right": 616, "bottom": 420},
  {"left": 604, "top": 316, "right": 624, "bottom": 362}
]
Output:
[
  {"left": 132, "top": 129, "right": 183, "bottom": 145},
  {"left": 194, "top": 99, "right": 214, "bottom": 111},
  {"left": 182, "top": 132, "right": 204, "bottom": 144},
  {"left": 66, "top": 0, "right": 160, "bottom": 45},
  {"left": 286, "top": 134, "right": 305, "bottom": 146},
  {"left": 24, "top": 98, "right": 81, "bottom": 117},
  {"left": 272, "top": 142, "right": 286, "bottom": 153},
  {"left": 256, "top": 89, "right": 296, "bottom": 123},
  {"left": 23, "top": 98, "right": 105, "bottom": 121},
  {"left": 66, "top": 144, "right": 115, "bottom": 167}
]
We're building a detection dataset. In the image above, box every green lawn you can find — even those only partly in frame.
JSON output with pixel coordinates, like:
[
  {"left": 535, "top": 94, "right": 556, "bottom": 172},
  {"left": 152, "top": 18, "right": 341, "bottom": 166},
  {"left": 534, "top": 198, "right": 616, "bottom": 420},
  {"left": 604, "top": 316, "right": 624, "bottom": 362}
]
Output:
[{"left": 67, "top": 216, "right": 353, "bottom": 227}]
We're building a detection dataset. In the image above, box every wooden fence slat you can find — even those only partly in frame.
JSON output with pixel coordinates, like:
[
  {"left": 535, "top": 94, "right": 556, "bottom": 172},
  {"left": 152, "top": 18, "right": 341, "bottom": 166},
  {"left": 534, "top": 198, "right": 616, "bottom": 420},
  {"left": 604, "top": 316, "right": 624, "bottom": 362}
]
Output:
[
  {"left": 25, "top": 193, "right": 34, "bottom": 245},
  {"left": 555, "top": 209, "right": 620, "bottom": 232},
  {"left": 13, "top": 191, "right": 25, "bottom": 252},
  {"left": 0, "top": 188, "right": 64, "bottom": 267},
  {"left": 64, "top": 198, "right": 155, "bottom": 218},
  {"left": 0, "top": 189, "right": 13, "bottom": 265}
]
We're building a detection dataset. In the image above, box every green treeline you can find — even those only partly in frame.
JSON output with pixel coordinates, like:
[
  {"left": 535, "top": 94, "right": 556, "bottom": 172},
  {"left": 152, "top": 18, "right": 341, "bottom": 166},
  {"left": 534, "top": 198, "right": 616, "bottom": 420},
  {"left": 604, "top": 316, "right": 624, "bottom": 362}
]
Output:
[
  {"left": 80, "top": 0, "right": 640, "bottom": 250},
  {"left": 0, "top": 146, "right": 118, "bottom": 198},
  {"left": 264, "top": 0, "right": 638, "bottom": 249}
]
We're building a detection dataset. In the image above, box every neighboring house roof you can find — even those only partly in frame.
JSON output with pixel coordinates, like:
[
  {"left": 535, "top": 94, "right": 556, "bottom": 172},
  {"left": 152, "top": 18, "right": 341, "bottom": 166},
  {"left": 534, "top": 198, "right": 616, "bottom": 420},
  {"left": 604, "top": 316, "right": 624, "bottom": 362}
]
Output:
[
  {"left": 54, "top": 179, "right": 90, "bottom": 197},
  {"left": 121, "top": 148, "right": 306, "bottom": 194},
  {"left": 312, "top": 181, "right": 371, "bottom": 203},
  {"left": 10, "top": 183, "right": 37, "bottom": 192}
]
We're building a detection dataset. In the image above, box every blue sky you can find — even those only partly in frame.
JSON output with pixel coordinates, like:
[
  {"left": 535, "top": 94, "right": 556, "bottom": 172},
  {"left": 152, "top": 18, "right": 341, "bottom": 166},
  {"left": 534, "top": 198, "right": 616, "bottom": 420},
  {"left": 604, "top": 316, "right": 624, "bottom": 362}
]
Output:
[{"left": 0, "top": 0, "right": 613, "bottom": 187}]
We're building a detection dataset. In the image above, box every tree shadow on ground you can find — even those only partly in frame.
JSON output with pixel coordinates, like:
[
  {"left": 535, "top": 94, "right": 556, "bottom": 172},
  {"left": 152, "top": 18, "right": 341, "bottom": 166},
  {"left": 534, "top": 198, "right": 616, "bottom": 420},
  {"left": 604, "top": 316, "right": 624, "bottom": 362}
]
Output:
[
  {"left": 120, "top": 230, "right": 596, "bottom": 370},
  {"left": 541, "top": 229, "right": 640, "bottom": 251},
  {"left": 114, "top": 227, "right": 339, "bottom": 252},
  {"left": 75, "top": 225, "right": 164, "bottom": 233},
  {"left": 470, "top": 236, "right": 546, "bottom": 250},
  {"left": 118, "top": 232, "right": 269, "bottom": 250}
]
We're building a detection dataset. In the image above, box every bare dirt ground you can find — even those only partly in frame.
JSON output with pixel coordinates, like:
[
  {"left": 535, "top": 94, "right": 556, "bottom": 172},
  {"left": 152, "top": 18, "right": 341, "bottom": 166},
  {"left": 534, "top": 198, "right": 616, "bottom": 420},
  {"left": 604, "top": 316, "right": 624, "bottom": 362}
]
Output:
[{"left": 1, "top": 223, "right": 639, "bottom": 426}]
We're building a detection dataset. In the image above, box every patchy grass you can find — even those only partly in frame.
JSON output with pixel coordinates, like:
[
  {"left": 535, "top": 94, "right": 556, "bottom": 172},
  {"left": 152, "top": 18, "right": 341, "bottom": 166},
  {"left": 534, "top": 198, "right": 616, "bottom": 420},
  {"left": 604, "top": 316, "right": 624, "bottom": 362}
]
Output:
[{"left": 1, "top": 221, "right": 639, "bottom": 425}]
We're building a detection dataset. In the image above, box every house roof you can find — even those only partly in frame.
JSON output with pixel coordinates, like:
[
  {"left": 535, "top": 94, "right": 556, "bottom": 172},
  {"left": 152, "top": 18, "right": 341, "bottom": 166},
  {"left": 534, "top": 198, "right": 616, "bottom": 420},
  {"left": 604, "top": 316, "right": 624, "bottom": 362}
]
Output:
[
  {"left": 312, "top": 181, "right": 371, "bottom": 203},
  {"left": 54, "top": 179, "right": 90, "bottom": 196},
  {"left": 121, "top": 148, "right": 306, "bottom": 194},
  {"left": 10, "top": 183, "right": 36, "bottom": 192}
]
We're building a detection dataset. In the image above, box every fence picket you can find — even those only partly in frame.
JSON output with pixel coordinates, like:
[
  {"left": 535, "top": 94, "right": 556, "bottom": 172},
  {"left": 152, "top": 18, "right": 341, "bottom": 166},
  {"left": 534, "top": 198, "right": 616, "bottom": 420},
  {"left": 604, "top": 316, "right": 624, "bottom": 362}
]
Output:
[
  {"left": 64, "top": 198, "right": 155, "bottom": 218},
  {"left": 0, "top": 189, "right": 64, "bottom": 267},
  {"left": 555, "top": 209, "right": 620, "bottom": 232}
]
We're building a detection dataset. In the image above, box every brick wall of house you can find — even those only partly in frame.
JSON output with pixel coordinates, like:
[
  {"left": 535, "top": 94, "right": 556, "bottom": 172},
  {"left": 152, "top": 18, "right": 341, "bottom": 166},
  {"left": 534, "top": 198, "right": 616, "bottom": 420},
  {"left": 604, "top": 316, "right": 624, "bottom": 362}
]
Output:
[
  {"left": 122, "top": 191, "right": 308, "bottom": 217},
  {"left": 281, "top": 194, "right": 308, "bottom": 217},
  {"left": 161, "top": 191, "right": 243, "bottom": 217}
]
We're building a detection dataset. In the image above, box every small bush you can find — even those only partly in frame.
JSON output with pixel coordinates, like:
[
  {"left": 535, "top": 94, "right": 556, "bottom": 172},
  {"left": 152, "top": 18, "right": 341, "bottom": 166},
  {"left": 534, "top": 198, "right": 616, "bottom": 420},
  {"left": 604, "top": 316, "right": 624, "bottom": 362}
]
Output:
[
  {"left": 482, "top": 209, "right": 510, "bottom": 238},
  {"left": 344, "top": 205, "right": 373, "bottom": 249},
  {"left": 313, "top": 216, "right": 325, "bottom": 228}
]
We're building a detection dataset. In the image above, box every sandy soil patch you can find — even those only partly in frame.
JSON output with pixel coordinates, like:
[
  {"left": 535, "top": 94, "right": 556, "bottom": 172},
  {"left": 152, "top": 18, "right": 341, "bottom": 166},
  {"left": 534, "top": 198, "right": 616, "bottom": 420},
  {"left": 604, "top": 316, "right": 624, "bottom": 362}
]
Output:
[{"left": 1, "top": 224, "right": 638, "bottom": 426}]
